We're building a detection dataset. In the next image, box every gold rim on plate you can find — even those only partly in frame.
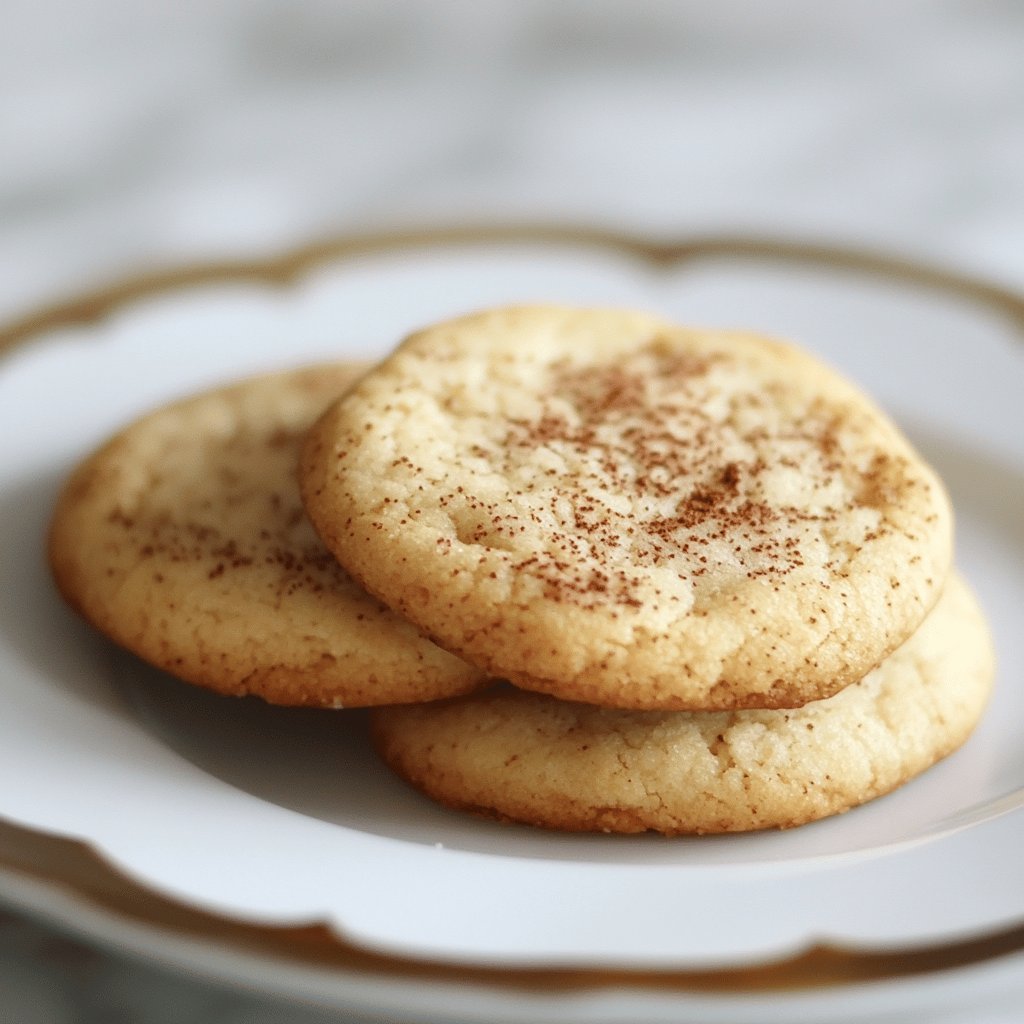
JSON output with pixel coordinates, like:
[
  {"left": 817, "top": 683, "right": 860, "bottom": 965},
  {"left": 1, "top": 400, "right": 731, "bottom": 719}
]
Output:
[{"left": 1, "top": 223, "right": 1022, "bottom": 997}]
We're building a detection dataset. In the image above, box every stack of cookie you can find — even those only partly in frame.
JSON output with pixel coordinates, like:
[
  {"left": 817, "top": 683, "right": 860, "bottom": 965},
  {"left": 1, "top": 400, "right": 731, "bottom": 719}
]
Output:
[{"left": 50, "top": 306, "right": 994, "bottom": 834}]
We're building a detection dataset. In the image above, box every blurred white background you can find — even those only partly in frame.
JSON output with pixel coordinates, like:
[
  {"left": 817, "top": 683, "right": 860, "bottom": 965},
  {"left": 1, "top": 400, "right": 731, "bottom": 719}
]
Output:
[
  {"left": 3, "top": 0, "right": 1024, "bottom": 325},
  {"left": 2, "top": 2, "right": 1023, "bottom": 1021}
]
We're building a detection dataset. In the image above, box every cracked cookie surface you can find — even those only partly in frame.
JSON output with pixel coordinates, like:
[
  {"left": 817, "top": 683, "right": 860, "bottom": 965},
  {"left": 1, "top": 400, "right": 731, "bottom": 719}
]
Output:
[
  {"left": 49, "top": 364, "right": 485, "bottom": 706},
  {"left": 371, "top": 574, "right": 993, "bottom": 834},
  {"left": 301, "top": 306, "right": 953, "bottom": 709}
]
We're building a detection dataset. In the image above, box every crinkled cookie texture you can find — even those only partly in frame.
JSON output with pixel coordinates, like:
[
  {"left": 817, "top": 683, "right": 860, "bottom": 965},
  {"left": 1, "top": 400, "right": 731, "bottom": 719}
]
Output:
[
  {"left": 48, "top": 364, "right": 485, "bottom": 707},
  {"left": 372, "top": 575, "right": 993, "bottom": 834},
  {"left": 301, "top": 306, "right": 953, "bottom": 710}
]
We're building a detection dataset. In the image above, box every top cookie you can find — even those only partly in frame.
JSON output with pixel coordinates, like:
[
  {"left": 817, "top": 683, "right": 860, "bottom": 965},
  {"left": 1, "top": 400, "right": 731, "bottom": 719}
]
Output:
[
  {"left": 49, "top": 363, "right": 485, "bottom": 707},
  {"left": 301, "top": 307, "right": 953, "bottom": 710}
]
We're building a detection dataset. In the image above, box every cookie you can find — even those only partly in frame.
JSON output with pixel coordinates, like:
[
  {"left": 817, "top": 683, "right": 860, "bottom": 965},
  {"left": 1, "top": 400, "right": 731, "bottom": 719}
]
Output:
[
  {"left": 301, "top": 306, "right": 953, "bottom": 710},
  {"left": 48, "top": 364, "right": 486, "bottom": 707},
  {"left": 372, "top": 574, "right": 993, "bottom": 834}
]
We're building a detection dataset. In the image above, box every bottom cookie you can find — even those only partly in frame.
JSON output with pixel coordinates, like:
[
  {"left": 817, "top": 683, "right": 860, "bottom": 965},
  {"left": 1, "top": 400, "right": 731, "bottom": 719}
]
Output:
[
  {"left": 371, "top": 573, "right": 994, "bottom": 834},
  {"left": 48, "top": 363, "right": 485, "bottom": 708}
]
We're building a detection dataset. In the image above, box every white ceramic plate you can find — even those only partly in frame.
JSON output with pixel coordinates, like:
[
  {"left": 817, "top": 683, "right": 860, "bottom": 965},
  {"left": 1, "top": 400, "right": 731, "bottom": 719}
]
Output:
[{"left": 1, "top": 232, "right": 1023, "bottom": 1019}]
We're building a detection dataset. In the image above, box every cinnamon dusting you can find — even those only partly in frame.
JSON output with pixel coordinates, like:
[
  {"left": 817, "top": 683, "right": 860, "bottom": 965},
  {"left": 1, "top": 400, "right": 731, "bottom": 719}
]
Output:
[{"left": 430, "top": 344, "right": 880, "bottom": 609}]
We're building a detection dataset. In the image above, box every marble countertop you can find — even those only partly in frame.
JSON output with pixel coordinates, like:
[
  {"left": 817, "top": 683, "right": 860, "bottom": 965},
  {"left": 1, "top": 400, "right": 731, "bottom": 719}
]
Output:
[{"left": 2, "top": 2, "right": 1022, "bottom": 1021}]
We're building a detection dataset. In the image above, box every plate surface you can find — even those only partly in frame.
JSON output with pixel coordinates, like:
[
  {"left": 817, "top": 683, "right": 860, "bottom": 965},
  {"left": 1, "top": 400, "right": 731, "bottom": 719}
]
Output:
[{"left": 1, "top": 231, "right": 1023, "bottom": 1019}]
